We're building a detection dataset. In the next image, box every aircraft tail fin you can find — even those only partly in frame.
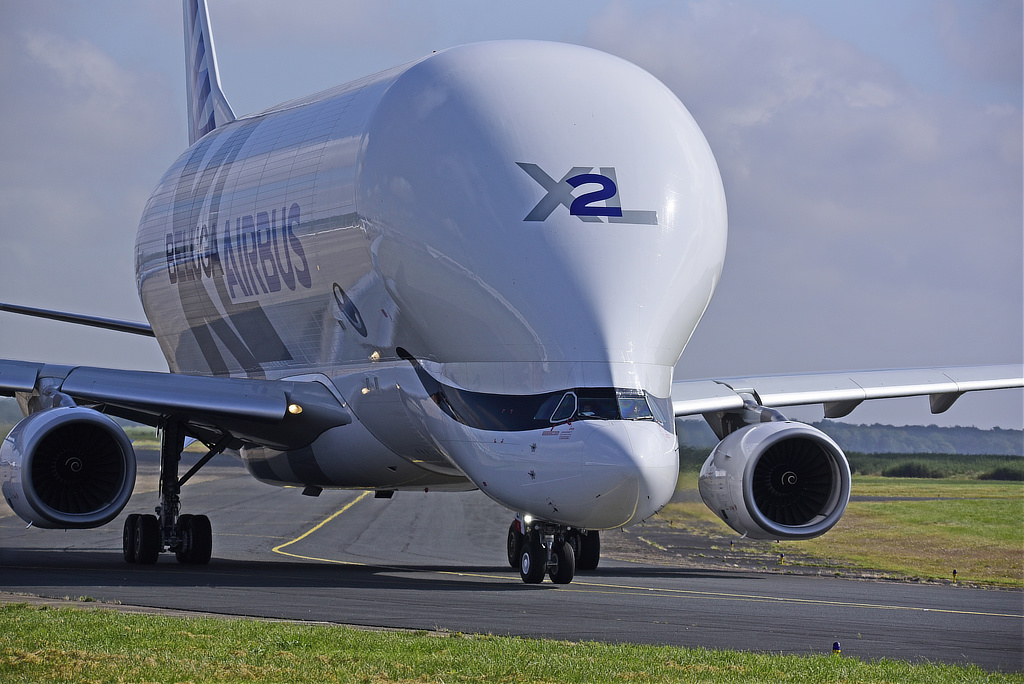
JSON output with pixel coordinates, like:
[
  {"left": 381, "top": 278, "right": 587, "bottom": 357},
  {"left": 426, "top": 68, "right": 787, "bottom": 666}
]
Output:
[{"left": 183, "top": 0, "right": 235, "bottom": 145}]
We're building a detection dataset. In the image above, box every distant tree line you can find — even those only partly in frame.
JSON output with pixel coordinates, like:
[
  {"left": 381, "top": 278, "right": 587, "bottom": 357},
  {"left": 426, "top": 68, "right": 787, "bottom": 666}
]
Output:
[
  {"left": 677, "top": 445, "right": 1023, "bottom": 480},
  {"left": 676, "top": 418, "right": 1023, "bottom": 456}
]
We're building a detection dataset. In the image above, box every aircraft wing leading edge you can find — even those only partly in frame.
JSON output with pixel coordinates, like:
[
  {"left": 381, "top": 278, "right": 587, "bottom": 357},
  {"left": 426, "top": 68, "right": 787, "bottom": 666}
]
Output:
[
  {"left": 672, "top": 364, "right": 1023, "bottom": 426},
  {"left": 0, "top": 360, "right": 350, "bottom": 450},
  {"left": 0, "top": 302, "right": 154, "bottom": 337}
]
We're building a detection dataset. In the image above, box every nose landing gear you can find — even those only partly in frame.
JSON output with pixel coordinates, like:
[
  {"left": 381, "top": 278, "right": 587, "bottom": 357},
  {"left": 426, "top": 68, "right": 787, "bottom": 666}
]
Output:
[{"left": 508, "top": 517, "right": 601, "bottom": 584}]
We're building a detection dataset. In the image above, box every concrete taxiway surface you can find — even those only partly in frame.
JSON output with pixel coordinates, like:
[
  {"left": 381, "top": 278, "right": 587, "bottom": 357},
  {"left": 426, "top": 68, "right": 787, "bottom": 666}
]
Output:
[{"left": 1, "top": 451, "right": 1020, "bottom": 672}]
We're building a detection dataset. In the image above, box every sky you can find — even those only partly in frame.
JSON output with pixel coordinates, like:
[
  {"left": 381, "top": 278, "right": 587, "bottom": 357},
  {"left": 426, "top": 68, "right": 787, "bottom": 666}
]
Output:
[{"left": 0, "top": 0, "right": 1020, "bottom": 429}]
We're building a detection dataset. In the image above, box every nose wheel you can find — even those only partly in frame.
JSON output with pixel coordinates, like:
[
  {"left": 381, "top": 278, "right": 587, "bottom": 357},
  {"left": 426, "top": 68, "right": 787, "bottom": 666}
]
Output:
[
  {"left": 507, "top": 520, "right": 524, "bottom": 568},
  {"left": 519, "top": 538, "right": 547, "bottom": 583},
  {"left": 513, "top": 518, "right": 598, "bottom": 584},
  {"left": 547, "top": 539, "right": 575, "bottom": 584},
  {"left": 569, "top": 529, "right": 601, "bottom": 571}
]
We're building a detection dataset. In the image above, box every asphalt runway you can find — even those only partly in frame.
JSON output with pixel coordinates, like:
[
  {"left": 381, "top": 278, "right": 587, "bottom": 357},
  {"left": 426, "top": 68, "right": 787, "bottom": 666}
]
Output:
[{"left": 1, "top": 451, "right": 1020, "bottom": 672}]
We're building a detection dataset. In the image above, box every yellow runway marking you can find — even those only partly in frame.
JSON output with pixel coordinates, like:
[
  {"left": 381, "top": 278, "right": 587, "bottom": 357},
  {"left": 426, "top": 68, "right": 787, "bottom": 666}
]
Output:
[
  {"left": 434, "top": 570, "right": 1022, "bottom": 619},
  {"left": 542, "top": 579, "right": 1022, "bottom": 619},
  {"left": 271, "top": 491, "right": 371, "bottom": 565},
  {"left": 270, "top": 494, "right": 1021, "bottom": 621}
]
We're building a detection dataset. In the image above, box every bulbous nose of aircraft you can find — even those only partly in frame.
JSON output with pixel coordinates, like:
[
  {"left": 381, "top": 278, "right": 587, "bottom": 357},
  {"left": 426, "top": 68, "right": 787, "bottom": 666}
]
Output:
[
  {"left": 358, "top": 40, "right": 727, "bottom": 370},
  {"left": 573, "top": 421, "right": 678, "bottom": 529}
]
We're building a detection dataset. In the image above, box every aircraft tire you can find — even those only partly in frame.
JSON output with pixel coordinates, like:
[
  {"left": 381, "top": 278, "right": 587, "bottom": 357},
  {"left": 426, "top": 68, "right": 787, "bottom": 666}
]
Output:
[
  {"left": 519, "top": 540, "right": 546, "bottom": 584},
  {"left": 122, "top": 513, "right": 140, "bottom": 563},
  {"left": 175, "top": 514, "right": 212, "bottom": 565},
  {"left": 577, "top": 531, "right": 600, "bottom": 571},
  {"left": 188, "top": 514, "right": 213, "bottom": 564},
  {"left": 134, "top": 514, "right": 161, "bottom": 565},
  {"left": 173, "top": 514, "right": 194, "bottom": 564},
  {"left": 548, "top": 540, "right": 575, "bottom": 584},
  {"left": 506, "top": 522, "right": 523, "bottom": 569}
]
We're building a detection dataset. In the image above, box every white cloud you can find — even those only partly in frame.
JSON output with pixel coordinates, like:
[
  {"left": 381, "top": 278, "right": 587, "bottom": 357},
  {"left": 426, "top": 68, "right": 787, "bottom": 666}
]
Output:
[
  {"left": 935, "top": 0, "right": 1022, "bottom": 87},
  {"left": 585, "top": 1, "right": 1022, "bottom": 427},
  {"left": 0, "top": 12, "right": 178, "bottom": 370}
]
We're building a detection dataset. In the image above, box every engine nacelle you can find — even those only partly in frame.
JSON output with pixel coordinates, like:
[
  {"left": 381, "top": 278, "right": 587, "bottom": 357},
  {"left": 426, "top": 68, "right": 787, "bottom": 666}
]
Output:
[
  {"left": 1, "top": 407, "right": 136, "bottom": 529},
  {"left": 698, "top": 421, "right": 851, "bottom": 540}
]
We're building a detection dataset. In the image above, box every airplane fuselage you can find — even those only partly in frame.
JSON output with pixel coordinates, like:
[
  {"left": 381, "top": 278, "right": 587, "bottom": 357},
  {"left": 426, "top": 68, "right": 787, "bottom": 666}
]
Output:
[{"left": 137, "top": 41, "right": 728, "bottom": 528}]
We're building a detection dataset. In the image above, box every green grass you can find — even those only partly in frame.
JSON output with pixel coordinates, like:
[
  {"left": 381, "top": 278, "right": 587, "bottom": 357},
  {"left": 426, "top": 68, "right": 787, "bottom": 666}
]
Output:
[
  {"left": 846, "top": 478, "right": 1020, "bottom": 499},
  {"left": 777, "top": 478, "right": 1024, "bottom": 586},
  {"left": 0, "top": 604, "right": 1019, "bottom": 683},
  {"left": 661, "top": 475, "right": 1024, "bottom": 587},
  {"left": 846, "top": 453, "right": 1024, "bottom": 480},
  {"left": 680, "top": 448, "right": 1024, "bottom": 481}
]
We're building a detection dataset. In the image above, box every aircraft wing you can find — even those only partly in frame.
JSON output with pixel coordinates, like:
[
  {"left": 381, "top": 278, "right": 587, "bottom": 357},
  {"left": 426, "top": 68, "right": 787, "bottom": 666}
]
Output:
[
  {"left": 0, "top": 303, "right": 154, "bottom": 337},
  {"left": 0, "top": 360, "right": 350, "bottom": 450},
  {"left": 672, "top": 364, "right": 1024, "bottom": 422}
]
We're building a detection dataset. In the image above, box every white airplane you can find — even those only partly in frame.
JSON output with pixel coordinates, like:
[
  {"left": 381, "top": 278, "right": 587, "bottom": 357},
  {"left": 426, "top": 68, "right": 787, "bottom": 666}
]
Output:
[{"left": 1, "top": 0, "right": 1020, "bottom": 584}]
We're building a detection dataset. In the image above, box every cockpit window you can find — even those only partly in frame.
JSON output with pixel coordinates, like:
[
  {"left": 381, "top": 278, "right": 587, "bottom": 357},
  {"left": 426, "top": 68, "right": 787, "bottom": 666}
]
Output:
[
  {"left": 399, "top": 350, "right": 668, "bottom": 432},
  {"left": 548, "top": 389, "right": 656, "bottom": 424},
  {"left": 573, "top": 389, "right": 619, "bottom": 421},
  {"left": 549, "top": 392, "right": 577, "bottom": 423},
  {"left": 533, "top": 393, "right": 565, "bottom": 422},
  {"left": 616, "top": 390, "right": 655, "bottom": 421}
]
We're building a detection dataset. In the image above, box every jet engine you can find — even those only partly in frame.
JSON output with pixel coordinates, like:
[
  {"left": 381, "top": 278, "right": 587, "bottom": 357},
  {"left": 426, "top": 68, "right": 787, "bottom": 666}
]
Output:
[
  {"left": 698, "top": 421, "right": 850, "bottom": 540},
  {"left": 1, "top": 407, "right": 136, "bottom": 529}
]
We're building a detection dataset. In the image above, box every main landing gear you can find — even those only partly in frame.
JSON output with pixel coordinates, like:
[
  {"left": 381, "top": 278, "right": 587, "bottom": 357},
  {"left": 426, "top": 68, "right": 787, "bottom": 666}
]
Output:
[
  {"left": 122, "top": 421, "right": 229, "bottom": 565},
  {"left": 506, "top": 517, "right": 601, "bottom": 584}
]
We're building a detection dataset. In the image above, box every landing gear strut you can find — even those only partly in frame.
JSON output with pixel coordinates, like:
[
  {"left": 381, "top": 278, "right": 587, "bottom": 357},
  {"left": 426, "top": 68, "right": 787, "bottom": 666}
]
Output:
[
  {"left": 510, "top": 517, "right": 601, "bottom": 584},
  {"left": 122, "top": 421, "right": 228, "bottom": 565}
]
